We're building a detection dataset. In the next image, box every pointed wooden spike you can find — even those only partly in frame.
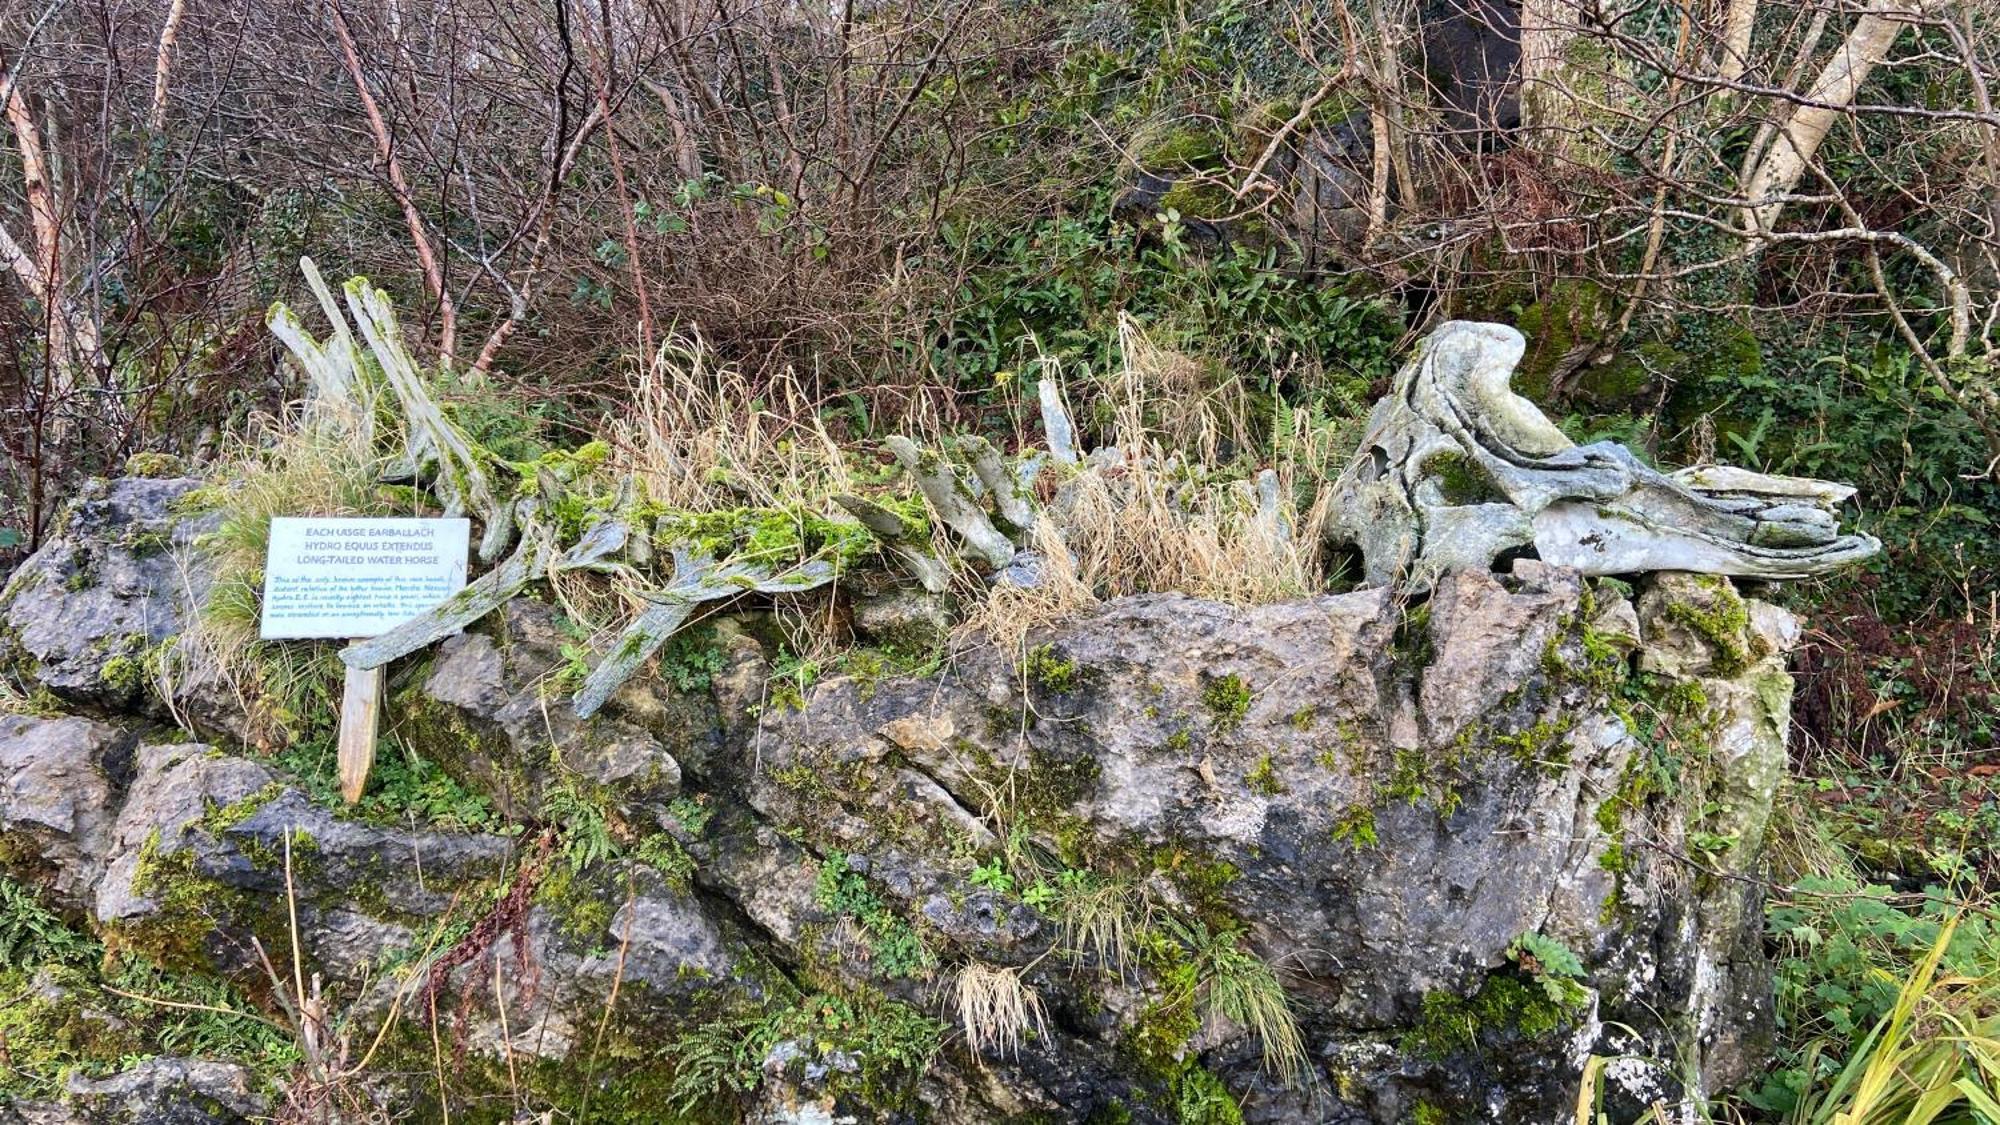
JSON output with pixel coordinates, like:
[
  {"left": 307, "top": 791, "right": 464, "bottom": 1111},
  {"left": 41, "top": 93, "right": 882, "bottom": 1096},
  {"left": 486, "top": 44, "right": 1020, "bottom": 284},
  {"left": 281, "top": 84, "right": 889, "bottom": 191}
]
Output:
[{"left": 337, "top": 663, "right": 385, "bottom": 804}]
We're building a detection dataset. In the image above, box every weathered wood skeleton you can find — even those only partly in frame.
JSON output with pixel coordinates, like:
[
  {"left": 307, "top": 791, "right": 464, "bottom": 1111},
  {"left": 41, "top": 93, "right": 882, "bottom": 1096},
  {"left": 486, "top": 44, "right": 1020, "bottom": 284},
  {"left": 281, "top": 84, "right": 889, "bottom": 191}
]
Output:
[{"left": 268, "top": 261, "right": 1200, "bottom": 728}]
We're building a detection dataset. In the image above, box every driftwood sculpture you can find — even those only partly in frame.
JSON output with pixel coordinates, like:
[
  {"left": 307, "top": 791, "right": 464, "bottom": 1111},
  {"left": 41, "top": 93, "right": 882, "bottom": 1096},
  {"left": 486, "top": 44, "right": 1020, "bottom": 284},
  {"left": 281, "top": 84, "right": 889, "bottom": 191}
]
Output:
[
  {"left": 268, "top": 269, "right": 1874, "bottom": 764},
  {"left": 265, "top": 260, "right": 1084, "bottom": 728},
  {"left": 1327, "top": 321, "right": 1881, "bottom": 586}
]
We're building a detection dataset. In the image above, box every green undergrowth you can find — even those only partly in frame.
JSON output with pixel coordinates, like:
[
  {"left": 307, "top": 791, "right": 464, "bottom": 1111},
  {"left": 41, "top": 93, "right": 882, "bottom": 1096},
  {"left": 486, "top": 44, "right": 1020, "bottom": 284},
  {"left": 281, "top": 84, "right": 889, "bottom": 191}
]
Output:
[
  {"left": 274, "top": 738, "right": 507, "bottom": 833},
  {"left": 0, "top": 873, "right": 298, "bottom": 1100},
  {"left": 666, "top": 988, "right": 946, "bottom": 1114}
]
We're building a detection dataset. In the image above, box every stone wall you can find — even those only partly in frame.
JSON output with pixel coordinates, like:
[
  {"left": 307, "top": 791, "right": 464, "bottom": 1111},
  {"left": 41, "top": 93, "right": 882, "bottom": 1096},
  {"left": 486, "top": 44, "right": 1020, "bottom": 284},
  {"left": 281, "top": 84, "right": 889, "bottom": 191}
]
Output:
[{"left": 0, "top": 477, "right": 1800, "bottom": 1124}]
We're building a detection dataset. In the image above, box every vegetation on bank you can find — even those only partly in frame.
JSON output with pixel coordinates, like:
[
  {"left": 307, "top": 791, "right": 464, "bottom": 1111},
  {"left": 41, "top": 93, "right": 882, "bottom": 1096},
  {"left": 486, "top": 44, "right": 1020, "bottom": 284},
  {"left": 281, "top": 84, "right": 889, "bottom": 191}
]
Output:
[{"left": 2, "top": 0, "right": 1998, "bottom": 1119}]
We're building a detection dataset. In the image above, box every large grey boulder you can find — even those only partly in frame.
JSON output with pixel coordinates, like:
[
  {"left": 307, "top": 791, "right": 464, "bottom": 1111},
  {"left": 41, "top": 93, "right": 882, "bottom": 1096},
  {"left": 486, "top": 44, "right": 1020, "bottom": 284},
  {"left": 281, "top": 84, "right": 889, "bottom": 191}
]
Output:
[
  {"left": 0, "top": 714, "right": 132, "bottom": 908},
  {"left": 0, "top": 478, "right": 212, "bottom": 714},
  {"left": 746, "top": 562, "right": 1790, "bottom": 1122}
]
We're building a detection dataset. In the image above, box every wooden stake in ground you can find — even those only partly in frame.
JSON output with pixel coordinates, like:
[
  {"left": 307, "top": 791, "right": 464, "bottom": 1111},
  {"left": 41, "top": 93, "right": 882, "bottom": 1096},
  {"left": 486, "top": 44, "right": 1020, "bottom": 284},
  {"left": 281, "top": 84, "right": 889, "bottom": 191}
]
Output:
[{"left": 337, "top": 661, "right": 384, "bottom": 805}]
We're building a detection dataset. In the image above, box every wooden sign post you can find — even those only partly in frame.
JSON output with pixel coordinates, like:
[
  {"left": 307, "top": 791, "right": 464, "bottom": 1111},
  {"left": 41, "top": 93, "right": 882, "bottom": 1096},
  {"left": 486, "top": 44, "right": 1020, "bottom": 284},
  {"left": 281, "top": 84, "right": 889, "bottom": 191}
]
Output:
[{"left": 260, "top": 517, "right": 470, "bottom": 803}]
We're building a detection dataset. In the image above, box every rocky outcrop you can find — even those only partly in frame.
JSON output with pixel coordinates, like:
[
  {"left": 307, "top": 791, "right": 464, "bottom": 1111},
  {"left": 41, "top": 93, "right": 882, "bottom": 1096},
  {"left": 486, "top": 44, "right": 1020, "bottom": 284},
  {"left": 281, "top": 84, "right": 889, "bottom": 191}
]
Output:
[
  {"left": 0, "top": 1057, "right": 264, "bottom": 1125},
  {"left": 0, "top": 478, "right": 1806, "bottom": 1123},
  {"left": 0, "top": 478, "right": 211, "bottom": 715}
]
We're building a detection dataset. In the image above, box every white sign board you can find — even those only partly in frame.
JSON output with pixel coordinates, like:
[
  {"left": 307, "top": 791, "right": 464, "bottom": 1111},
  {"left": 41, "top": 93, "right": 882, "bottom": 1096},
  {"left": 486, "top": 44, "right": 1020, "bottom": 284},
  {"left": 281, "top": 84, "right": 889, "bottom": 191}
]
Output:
[{"left": 259, "top": 517, "right": 470, "bottom": 640}]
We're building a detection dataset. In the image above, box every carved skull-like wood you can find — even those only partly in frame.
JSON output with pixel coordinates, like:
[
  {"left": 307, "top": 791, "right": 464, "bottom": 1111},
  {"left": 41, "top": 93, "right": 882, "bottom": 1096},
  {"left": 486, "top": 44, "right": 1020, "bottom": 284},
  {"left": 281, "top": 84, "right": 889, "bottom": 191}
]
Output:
[{"left": 1327, "top": 321, "right": 1881, "bottom": 587}]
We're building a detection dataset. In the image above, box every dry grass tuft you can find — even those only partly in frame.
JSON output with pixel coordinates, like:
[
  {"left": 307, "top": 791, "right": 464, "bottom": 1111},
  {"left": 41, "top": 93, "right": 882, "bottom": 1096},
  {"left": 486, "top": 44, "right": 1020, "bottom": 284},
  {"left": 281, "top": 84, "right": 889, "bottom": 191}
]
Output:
[
  {"left": 181, "top": 406, "right": 386, "bottom": 746},
  {"left": 608, "top": 333, "right": 858, "bottom": 513},
  {"left": 954, "top": 961, "right": 1048, "bottom": 1057},
  {"left": 967, "top": 318, "right": 1348, "bottom": 655}
]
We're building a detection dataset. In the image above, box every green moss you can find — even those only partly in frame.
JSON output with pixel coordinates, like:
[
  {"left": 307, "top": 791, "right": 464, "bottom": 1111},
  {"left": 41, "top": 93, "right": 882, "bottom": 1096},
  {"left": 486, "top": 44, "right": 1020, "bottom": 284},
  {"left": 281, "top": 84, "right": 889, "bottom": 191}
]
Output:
[
  {"left": 1491, "top": 716, "right": 1575, "bottom": 772},
  {"left": 1411, "top": 1101, "right": 1448, "bottom": 1125},
  {"left": 536, "top": 863, "right": 616, "bottom": 940},
  {"left": 1024, "top": 644, "right": 1081, "bottom": 694},
  {"left": 122, "top": 451, "right": 186, "bottom": 478},
  {"left": 1421, "top": 450, "right": 1502, "bottom": 506},
  {"left": 1664, "top": 576, "right": 1753, "bottom": 675},
  {"left": 1503, "top": 281, "right": 1610, "bottom": 400},
  {"left": 200, "top": 782, "right": 286, "bottom": 835},
  {"left": 1330, "top": 805, "right": 1378, "bottom": 849},
  {"left": 1244, "top": 754, "right": 1285, "bottom": 797},
  {"left": 1158, "top": 178, "right": 1233, "bottom": 221},
  {"left": 1401, "top": 972, "right": 1584, "bottom": 1062},
  {"left": 98, "top": 652, "right": 145, "bottom": 696},
  {"left": 1137, "top": 125, "right": 1226, "bottom": 172},
  {"left": 1393, "top": 602, "right": 1435, "bottom": 677},
  {"left": 1200, "top": 674, "right": 1251, "bottom": 729},
  {"left": 1288, "top": 707, "right": 1316, "bottom": 732},
  {"left": 653, "top": 504, "right": 876, "bottom": 570}
]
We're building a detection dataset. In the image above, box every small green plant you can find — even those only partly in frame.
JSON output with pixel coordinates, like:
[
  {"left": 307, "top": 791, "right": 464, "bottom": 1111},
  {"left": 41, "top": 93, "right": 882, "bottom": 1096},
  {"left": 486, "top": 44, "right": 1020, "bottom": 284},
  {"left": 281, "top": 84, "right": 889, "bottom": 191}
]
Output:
[
  {"left": 1159, "top": 918, "right": 1306, "bottom": 1081},
  {"left": 1507, "top": 932, "right": 1588, "bottom": 1008},
  {"left": 1023, "top": 644, "right": 1080, "bottom": 694},
  {"left": 668, "top": 989, "right": 945, "bottom": 1112},
  {"left": 1244, "top": 754, "right": 1285, "bottom": 796},
  {"left": 662, "top": 627, "right": 728, "bottom": 692},
  {"left": 1330, "top": 805, "right": 1378, "bottom": 849},
  {"left": 970, "top": 858, "right": 1016, "bottom": 894},
  {"left": 0, "top": 875, "right": 95, "bottom": 967},
  {"left": 1201, "top": 673, "right": 1252, "bottom": 729},
  {"left": 815, "top": 853, "right": 935, "bottom": 978},
  {"left": 634, "top": 833, "right": 697, "bottom": 889},
  {"left": 542, "top": 771, "right": 619, "bottom": 872}
]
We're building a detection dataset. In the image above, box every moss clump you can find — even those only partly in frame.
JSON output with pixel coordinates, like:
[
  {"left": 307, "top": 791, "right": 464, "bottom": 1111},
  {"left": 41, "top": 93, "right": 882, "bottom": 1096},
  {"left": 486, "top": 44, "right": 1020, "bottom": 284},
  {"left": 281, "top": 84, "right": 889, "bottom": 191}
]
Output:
[
  {"left": 1137, "top": 125, "right": 1227, "bottom": 172},
  {"left": 200, "top": 782, "right": 286, "bottom": 835},
  {"left": 653, "top": 504, "right": 876, "bottom": 569},
  {"left": 1664, "top": 576, "right": 1753, "bottom": 675},
  {"left": 1330, "top": 805, "right": 1378, "bottom": 849},
  {"left": 1200, "top": 674, "right": 1251, "bottom": 729},
  {"left": 122, "top": 451, "right": 186, "bottom": 478},
  {"left": 97, "top": 652, "right": 145, "bottom": 696},
  {"left": 1491, "top": 716, "right": 1575, "bottom": 772},
  {"left": 1421, "top": 450, "right": 1503, "bottom": 506},
  {"left": 1401, "top": 972, "right": 1584, "bottom": 1062},
  {"left": 1158, "top": 178, "right": 1233, "bottom": 221},
  {"left": 1288, "top": 707, "right": 1316, "bottom": 732},
  {"left": 1024, "top": 644, "right": 1081, "bottom": 694},
  {"left": 1244, "top": 754, "right": 1285, "bottom": 797}
]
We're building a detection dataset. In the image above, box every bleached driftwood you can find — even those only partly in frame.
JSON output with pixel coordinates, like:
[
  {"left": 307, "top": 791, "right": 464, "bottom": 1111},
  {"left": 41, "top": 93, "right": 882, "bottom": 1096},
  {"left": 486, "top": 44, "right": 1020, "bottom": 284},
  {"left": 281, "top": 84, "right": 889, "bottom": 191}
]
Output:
[
  {"left": 571, "top": 552, "right": 837, "bottom": 719},
  {"left": 1327, "top": 320, "right": 1881, "bottom": 586},
  {"left": 835, "top": 495, "right": 952, "bottom": 593},
  {"left": 886, "top": 435, "right": 1018, "bottom": 569}
]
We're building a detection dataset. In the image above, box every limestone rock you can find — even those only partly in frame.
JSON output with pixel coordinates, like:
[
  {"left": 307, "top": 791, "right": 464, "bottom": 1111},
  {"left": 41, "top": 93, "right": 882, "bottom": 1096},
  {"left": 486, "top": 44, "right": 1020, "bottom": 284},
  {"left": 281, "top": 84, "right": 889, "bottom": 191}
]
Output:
[
  {"left": 0, "top": 714, "right": 131, "bottom": 907},
  {"left": 94, "top": 742, "right": 513, "bottom": 989},
  {"left": 0, "top": 478, "right": 213, "bottom": 714},
  {"left": 0, "top": 1058, "right": 263, "bottom": 1124},
  {"left": 404, "top": 598, "right": 708, "bottom": 822}
]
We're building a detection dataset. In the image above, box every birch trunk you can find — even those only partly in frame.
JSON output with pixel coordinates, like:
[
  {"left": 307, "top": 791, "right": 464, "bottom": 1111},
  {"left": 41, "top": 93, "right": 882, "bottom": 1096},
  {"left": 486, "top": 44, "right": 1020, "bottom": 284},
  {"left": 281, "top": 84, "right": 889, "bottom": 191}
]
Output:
[{"left": 1741, "top": 0, "right": 1925, "bottom": 236}]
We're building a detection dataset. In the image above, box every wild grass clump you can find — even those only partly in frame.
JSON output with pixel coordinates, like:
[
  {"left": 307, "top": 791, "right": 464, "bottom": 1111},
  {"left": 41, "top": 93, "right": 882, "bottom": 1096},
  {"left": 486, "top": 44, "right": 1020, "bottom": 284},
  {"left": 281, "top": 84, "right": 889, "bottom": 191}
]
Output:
[
  {"left": 968, "top": 318, "right": 1353, "bottom": 655},
  {"left": 608, "top": 333, "right": 863, "bottom": 514},
  {"left": 953, "top": 961, "right": 1048, "bottom": 1057},
  {"left": 1158, "top": 918, "right": 1307, "bottom": 1083}
]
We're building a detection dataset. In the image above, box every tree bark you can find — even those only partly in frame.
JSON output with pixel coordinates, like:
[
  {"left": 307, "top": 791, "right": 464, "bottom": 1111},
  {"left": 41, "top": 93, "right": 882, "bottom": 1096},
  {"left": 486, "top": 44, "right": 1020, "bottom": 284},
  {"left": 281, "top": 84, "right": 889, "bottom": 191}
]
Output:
[
  {"left": 1718, "top": 0, "right": 1759, "bottom": 83},
  {"left": 1741, "top": 0, "right": 1925, "bottom": 236}
]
